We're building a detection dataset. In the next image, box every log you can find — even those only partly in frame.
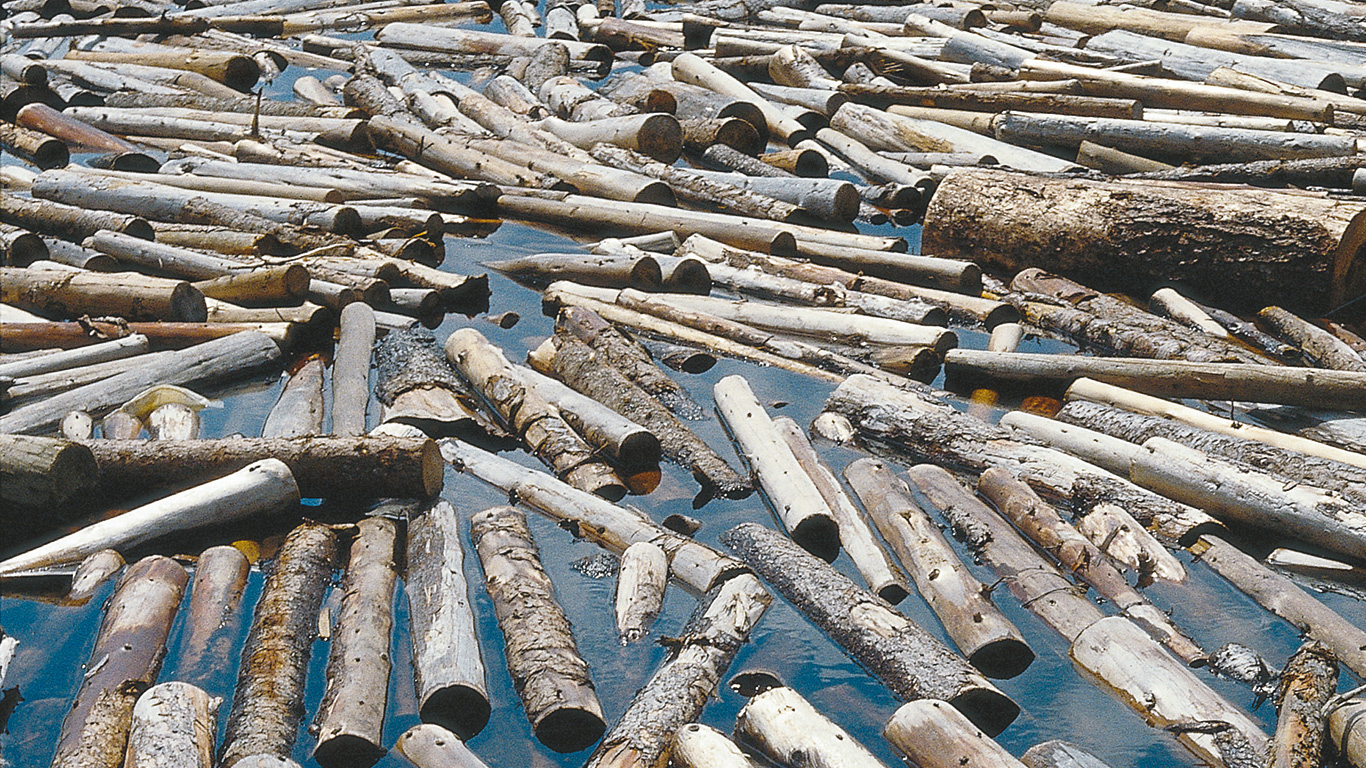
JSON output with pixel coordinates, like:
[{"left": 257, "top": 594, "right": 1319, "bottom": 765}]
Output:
[
  {"left": 614, "top": 541, "right": 666, "bottom": 644},
  {"left": 518, "top": 364, "right": 660, "bottom": 466},
  {"left": 535, "top": 114, "right": 682, "bottom": 163},
  {"left": 672, "top": 723, "right": 762, "bottom": 768},
  {"left": 584, "top": 573, "right": 771, "bottom": 768},
  {"left": 736, "top": 686, "right": 890, "bottom": 768},
  {"left": 220, "top": 522, "right": 338, "bottom": 767},
  {"left": 1267, "top": 549, "right": 1366, "bottom": 587},
  {"left": 332, "top": 302, "right": 375, "bottom": 437},
  {"left": 679, "top": 117, "right": 764, "bottom": 156},
  {"left": 0, "top": 434, "right": 98, "bottom": 508},
  {"left": 1269, "top": 642, "right": 1338, "bottom": 768},
  {"left": 686, "top": 170, "right": 860, "bottom": 224},
  {"left": 68, "top": 549, "right": 125, "bottom": 603},
  {"left": 663, "top": 294, "right": 955, "bottom": 352},
  {"left": 262, "top": 357, "right": 325, "bottom": 438},
  {"left": 53, "top": 556, "right": 188, "bottom": 767},
  {"left": 589, "top": 144, "right": 803, "bottom": 223},
  {"left": 1, "top": 266, "right": 207, "bottom": 323},
  {"left": 0, "top": 120, "right": 69, "bottom": 169},
  {"left": 406, "top": 499, "right": 489, "bottom": 739},
  {"left": 720, "top": 521, "right": 1019, "bottom": 736},
  {"left": 1021, "top": 741, "right": 1116, "bottom": 768},
  {"left": 374, "top": 328, "right": 497, "bottom": 440},
  {"left": 1258, "top": 305, "right": 1366, "bottom": 372},
  {"left": 193, "top": 265, "right": 310, "bottom": 307},
  {"left": 176, "top": 544, "right": 251, "bottom": 686},
  {"left": 2, "top": 193, "right": 153, "bottom": 243},
  {"left": 394, "top": 724, "right": 492, "bottom": 768},
  {"left": 844, "top": 458, "right": 1033, "bottom": 679},
  {"left": 556, "top": 304, "right": 701, "bottom": 419},
  {"left": 671, "top": 52, "right": 811, "bottom": 145},
  {"left": 487, "top": 252, "right": 663, "bottom": 291},
  {"left": 470, "top": 504, "right": 605, "bottom": 752},
  {"left": 714, "top": 375, "right": 841, "bottom": 559},
  {"left": 1191, "top": 536, "right": 1366, "bottom": 678},
  {"left": 776, "top": 418, "right": 908, "bottom": 603},
  {"left": 924, "top": 168, "right": 1366, "bottom": 315},
  {"left": 440, "top": 439, "right": 747, "bottom": 593},
  {"left": 124, "top": 682, "right": 219, "bottom": 768},
  {"left": 445, "top": 328, "right": 625, "bottom": 500},
  {"left": 1149, "top": 287, "right": 1229, "bottom": 339},
  {"left": 313, "top": 516, "right": 398, "bottom": 768},
  {"left": 1073, "top": 502, "right": 1186, "bottom": 585},
  {"left": 883, "top": 699, "right": 1028, "bottom": 768},
  {"left": 1328, "top": 699, "right": 1366, "bottom": 768},
  {"left": 81, "top": 435, "right": 443, "bottom": 501}
]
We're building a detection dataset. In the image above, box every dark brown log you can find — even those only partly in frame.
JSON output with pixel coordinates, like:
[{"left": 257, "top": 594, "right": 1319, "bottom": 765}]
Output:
[
  {"left": 0, "top": 434, "right": 97, "bottom": 508},
  {"left": 1, "top": 193, "right": 153, "bottom": 242},
  {"left": 557, "top": 305, "right": 702, "bottom": 419},
  {"left": 0, "top": 224, "right": 48, "bottom": 267},
  {"left": 1269, "top": 642, "right": 1338, "bottom": 768},
  {"left": 1, "top": 266, "right": 207, "bottom": 323},
  {"left": 15, "top": 102, "right": 144, "bottom": 155},
  {"left": 220, "top": 522, "right": 339, "bottom": 768},
  {"left": 0, "top": 121, "right": 69, "bottom": 169},
  {"left": 81, "top": 435, "right": 443, "bottom": 501},
  {"left": 720, "top": 522, "right": 1019, "bottom": 737},
  {"left": 470, "top": 505, "right": 606, "bottom": 753},
  {"left": 0, "top": 321, "right": 285, "bottom": 353}
]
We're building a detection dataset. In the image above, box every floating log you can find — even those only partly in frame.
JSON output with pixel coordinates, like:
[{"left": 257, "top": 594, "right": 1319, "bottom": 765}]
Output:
[
  {"left": 672, "top": 723, "right": 762, "bottom": 768},
  {"left": 68, "top": 549, "right": 125, "bottom": 603},
  {"left": 470, "top": 504, "right": 605, "bottom": 753},
  {"left": 487, "top": 252, "right": 663, "bottom": 291},
  {"left": 332, "top": 302, "right": 376, "bottom": 437},
  {"left": 53, "top": 555, "right": 188, "bottom": 768},
  {"left": 1267, "top": 549, "right": 1366, "bottom": 587},
  {"left": 373, "top": 328, "right": 498, "bottom": 440},
  {"left": 124, "top": 682, "right": 219, "bottom": 768},
  {"left": 883, "top": 699, "right": 1028, "bottom": 768},
  {"left": 1258, "top": 305, "right": 1366, "bottom": 372},
  {"left": 1268, "top": 642, "right": 1338, "bottom": 768},
  {"left": 440, "top": 439, "right": 747, "bottom": 593},
  {"left": 406, "top": 499, "right": 490, "bottom": 739},
  {"left": 262, "top": 357, "right": 325, "bottom": 438},
  {"left": 81, "top": 435, "right": 443, "bottom": 501},
  {"left": 2, "top": 194, "right": 153, "bottom": 243},
  {"left": 1328, "top": 699, "right": 1366, "bottom": 768},
  {"left": 844, "top": 458, "right": 1033, "bottom": 679},
  {"left": 721, "top": 521, "right": 1018, "bottom": 736},
  {"left": 0, "top": 434, "right": 98, "bottom": 508},
  {"left": 1021, "top": 741, "right": 1116, "bottom": 768},
  {"left": 313, "top": 516, "right": 399, "bottom": 768},
  {"left": 395, "top": 724, "right": 492, "bottom": 768},
  {"left": 177, "top": 545, "right": 251, "bottom": 686},
  {"left": 715, "top": 376, "right": 841, "bottom": 559},
  {"left": 1073, "top": 501, "right": 1186, "bottom": 585},
  {"left": 557, "top": 304, "right": 702, "bottom": 419},
  {"left": 518, "top": 364, "right": 660, "bottom": 467},
  {"left": 584, "top": 573, "right": 771, "bottom": 768},
  {"left": 1, "top": 266, "right": 207, "bottom": 323},
  {"left": 614, "top": 541, "right": 666, "bottom": 644},
  {"left": 736, "top": 686, "right": 889, "bottom": 768},
  {"left": 536, "top": 114, "right": 682, "bottom": 163},
  {"left": 220, "top": 522, "right": 338, "bottom": 768}
]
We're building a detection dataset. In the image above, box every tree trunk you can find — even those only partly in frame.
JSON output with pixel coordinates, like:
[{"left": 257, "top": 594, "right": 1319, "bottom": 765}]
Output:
[
  {"left": 883, "top": 699, "right": 1028, "bottom": 768},
  {"left": 557, "top": 305, "right": 702, "bottom": 418},
  {"left": 394, "top": 724, "right": 492, "bottom": 768},
  {"left": 0, "top": 434, "right": 98, "bottom": 507},
  {"left": 263, "top": 357, "right": 326, "bottom": 438},
  {"left": 518, "top": 364, "right": 661, "bottom": 467},
  {"left": 736, "top": 686, "right": 890, "bottom": 768},
  {"left": 176, "top": 545, "right": 251, "bottom": 686},
  {"left": 1, "top": 266, "right": 207, "bottom": 323},
  {"left": 125, "top": 682, "right": 219, "bottom": 768},
  {"left": 68, "top": 549, "right": 126, "bottom": 604},
  {"left": 720, "top": 522, "right": 1019, "bottom": 737},
  {"left": 487, "top": 252, "right": 664, "bottom": 291}
]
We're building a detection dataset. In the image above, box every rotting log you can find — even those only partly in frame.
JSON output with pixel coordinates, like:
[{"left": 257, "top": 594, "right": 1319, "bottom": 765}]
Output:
[
  {"left": 125, "top": 682, "right": 219, "bottom": 768},
  {"left": 736, "top": 686, "right": 890, "bottom": 768},
  {"left": 844, "top": 458, "right": 1033, "bottom": 679},
  {"left": 313, "top": 516, "right": 399, "bottom": 768},
  {"left": 406, "top": 499, "right": 490, "bottom": 739},
  {"left": 720, "top": 522, "right": 1019, "bottom": 737},
  {"left": 1269, "top": 642, "right": 1338, "bottom": 768},
  {"left": 373, "top": 328, "right": 496, "bottom": 441},
  {"left": 395, "top": 724, "right": 492, "bottom": 768},
  {"left": 220, "top": 522, "right": 339, "bottom": 768},
  {"left": 584, "top": 573, "right": 771, "bottom": 768},
  {"left": 440, "top": 439, "right": 747, "bottom": 594},
  {"left": 614, "top": 541, "right": 667, "bottom": 644},
  {"left": 470, "top": 504, "right": 605, "bottom": 753},
  {"left": 922, "top": 168, "right": 1366, "bottom": 314},
  {"left": 177, "top": 545, "right": 251, "bottom": 687},
  {"left": 0, "top": 434, "right": 97, "bottom": 508},
  {"left": 883, "top": 699, "right": 1029, "bottom": 768},
  {"left": 81, "top": 435, "right": 443, "bottom": 501},
  {"left": 53, "top": 555, "right": 188, "bottom": 768}
]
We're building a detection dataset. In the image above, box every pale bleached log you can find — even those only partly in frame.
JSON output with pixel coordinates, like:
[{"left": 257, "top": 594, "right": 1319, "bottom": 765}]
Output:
[
  {"left": 844, "top": 458, "right": 1033, "bottom": 679},
  {"left": 715, "top": 375, "right": 840, "bottom": 559},
  {"left": 517, "top": 363, "right": 660, "bottom": 467},
  {"left": 1149, "top": 288, "right": 1229, "bottom": 339},
  {"left": 1074, "top": 502, "right": 1187, "bottom": 584},
  {"left": 177, "top": 545, "right": 250, "bottom": 686},
  {"left": 406, "top": 499, "right": 489, "bottom": 739},
  {"left": 721, "top": 521, "right": 1019, "bottom": 736},
  {"left": 471, "top": 504, "right": 605, "bottom": 753},
  {"left": 333, "top": 302, "right": 375, "bottom": 437},
  {"left": 665, "top": 294, "right": 956, "bottom": 353},
  {"left": 671, "top": 52, "right": 810, "bottom": 145},
  {"left": 148, "top": 403, "right": 199, "bottom": 440},
  {"left": 614, "top": 541, "right": 667, "bottom": 643},
  {"left": 125, "top": 682, "right": 219, "bottom": 768},
  {"left": 1269, "top": 642, "right": 1338, "bottom": 768},
  {"left": 0, "top": 434, "right": 98, "bottom": 508},
  {"left": 61, "top": 411, "right": 94, "bottom": 441},
  {"left": 262, "top": 357, "right": 325, "bottom": 438},
  {"left": 535, "top": 114, "right": 682, "bottom": 163},
  {"left": 737, "top": 686, "right": 889, "bottom": 768},
  {"left": 883, "top": 699, "right": 1028, "bottom": 768},
  {"left": 68, "top": 549, "right": 126, "bottom": 603},
  {"left": 439, "top": 439, "right": 746, "bottom": 593},
  {"left": 776, "top": 418, "right": 909, "bottom": 603},
  {"left": 585, "top": 573, "right": 771, "bottom": 768},
  {"left": 313, "top": 516, "right": 398, "bottom": 768},
  {"left": 220, "top": 523, "right": 339, "bottom": 768},
  {"left": 0, "top": 334, "right": 148, "bottom": 379},
  {"left": 395, "top": 724, "right": 492, "bottom": 768},
  {"left": 1258, "top": 305, "right": 1366, "bottom": 372},
  {"left": 1021, "top": 741, "right": 1116, "bottom": 768},
  {"left": 671, "top": 724, "right": 761, "bottom": 768},
  {"left": 701, "top": 260, "right": 945, "bottom": 327},
  {"left": 1267, "top": 549, "right": 1366, "bottom": 586},
  {"left": 1328, "top": 699, "right": 1366, "bottom": 768},
  {"left": 0, "top": 459, "right": 298, "bottom": 576}
]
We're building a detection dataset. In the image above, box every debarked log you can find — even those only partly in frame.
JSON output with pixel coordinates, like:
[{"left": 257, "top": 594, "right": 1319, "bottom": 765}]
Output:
[
  {"left": 720, "top": 522, "right": 1019, "bottom": 737},
  {"left": 672, "top": 724, "right": 762, "bottom": 768},
  {"left": 517, "top": 363, "right": 661, "bottom": 467},
  {"left": 125, "top": 682, "right": 219, "bottom": 768},
  {"left": 395, "top": 724, "right": 492, "bottom": 768},
  {"left": 1021, "top": 741, "right": 1117, "bottom": 768},
  {"left": 487, "top": 252, "right": 664, "bottom": 291},
  {"left": 883, "top": 699, "right": 1028, "bottom": 768},
  {"left": 736, "top": 686, "right": 890, "bottom": 768},
  {"left": 1328, "top": 699, "right": 1366, "bottom": 768},
  {"left": 67, "top": 549, "right": 125, "bottom": 604},
  {"left": 1257, "top": 305, "right": 1366, "bottom": 372},
  {"left": 262, "top": 357, "right": 325, "bottom": 438},
  {"left": 614, "top": 541, "right": 667, "bottom": 644},
  {"left": 176, "top": 544, "right": 251, "bottom": 686}
]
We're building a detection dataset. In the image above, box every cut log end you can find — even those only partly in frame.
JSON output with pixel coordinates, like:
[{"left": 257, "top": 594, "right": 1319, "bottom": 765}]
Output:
[
  {"left": 791, "top": 515, "right": 841, "bottom": 563},
  {"left": 968, "top": 638, "right": 1036, "bottom": 681},
  {"left": 535, "top": 706, "right": 607, "bottom": 754},
  {"left": 419, "top": 687, "right": 493, "bottom": 741},
  {"left": 313, "top": 733, "right": 387, "bottom": 768},
  {"left": 949, "top": 686, "right": 1022, "bottom": 739}
]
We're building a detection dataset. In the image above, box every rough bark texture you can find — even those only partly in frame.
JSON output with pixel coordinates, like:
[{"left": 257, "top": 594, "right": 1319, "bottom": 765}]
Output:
[
  {"left": 923, "top": 168, "right": 1366, "bottom": 314},
  {"left": 1269, "top": 642, "right": 1338, "bottom": 768},
  {"left": 557, "top": 305, "right": 703, "bottom": 419},
  {"left": 470, "top": 505, "right": 605, "bottom": 753},
  {"left": 720, "top": 522, "right": 1019, "bottom": 737},
  {"left": 220, "top": 523, "right": 339, "bottom": 768}
]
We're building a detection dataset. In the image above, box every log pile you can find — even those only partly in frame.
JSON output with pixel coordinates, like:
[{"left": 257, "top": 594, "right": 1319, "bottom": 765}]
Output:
[{"left": 3, "top": 0, "right": 1366, "bottom": 765}]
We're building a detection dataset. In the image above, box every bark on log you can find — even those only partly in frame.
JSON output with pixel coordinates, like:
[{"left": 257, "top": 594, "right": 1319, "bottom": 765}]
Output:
[
  {"left": 1, "top": 266, "right": 207, "bottom": 323},
  {"left": 736, "top": 686, "right": 890, "bottom": 768},
  {"left": 487, "top": 252, "right": 664, "bottom": 291},
  {"left": 883, "top": 699, "right": 1028, "bottom": 768},
  {"left": 81, "top": 435, "right": 443, "bottom": 501},
  {"left": 1269, "top": 642, "right": 1338, "bottom": 768},
  {"left": 844, "top": 458, "right": 1033, "bottom": 679},
  {"left": 556, "top": 305, "right": 701, "bottom": 419},
  {"left": 395, "top": 724, "right": 492, "bottom": 768},
  {"left": 923, "top": 168, "right": 1366, "bottom": 314},
  {"left": 177, "top": 545, "right": 251, "bottom": 686},
  {"left": 406, "top": 499, "right": 489, "bottom": 739},
  {"left": 470, "top": 504, "right": 605, "bottom": 753},
  {"left": 220, "top": 522, "right": 339, "bottom": 768},
  {"left": 720, "top": 521, "right": 1019, "bottom": 737},
  {"left": 2, "top": 193, "right": 153, "bottom": 243},
  {"left": 584, "top": 573, "right": 771, "bottom": 768},
  {"left": 1258, "top": 306, "right": 1366, "bottom": 372},
  {"left": 53, "top": 556, "right": 188, "bottom": 767},
  {"left": 519, "top": 362, "right": 660, "bottom": 467},
  {"left": 194, "top": 265, "right": 310, "bottom": 307},
  {"left": 125, "top": 682, "right": 219, "bottom": 768},
  {"left": 313, "top": 516, "right": 398, "bottom": 768},
  {"left": 614, "top": 541, "right": 666, "bottom": 644},
  {"left": 0, "top": 434, "right": 98, "bottom": 508},
  {"left": 440, "top": 439, "right": 746, "bottom": 593}
]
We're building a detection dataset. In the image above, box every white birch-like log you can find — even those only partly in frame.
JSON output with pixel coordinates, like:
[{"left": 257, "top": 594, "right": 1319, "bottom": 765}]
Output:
[
  {"left": 884, "top": 699, "right": 1028, "bottom": 768},
  {"left": 124, "top": 682, "right": 219, "bottom": 768},
  {"left": 395, "top": 724, "right": 492, "bottom": 768},
  {"left": 0, "top": 334, "right": 149, "bottom": 379},
  {"left": 671, "top": 723, "right": 762, "bottom": 768},
  {"left": 737, "top": 686, "right": 890, "bottom": 768},
  {"left": 516, "top": 364, "right": 661, "bottom": 466},
  {"left": 614, "top": 541, "right": 666, "bottom": 644}
]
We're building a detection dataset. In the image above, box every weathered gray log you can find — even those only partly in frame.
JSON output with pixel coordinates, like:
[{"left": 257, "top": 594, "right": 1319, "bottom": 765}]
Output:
[
  {"left": 556, "top": 304, "right": 702, "bottom": 419},
  {"left": 470, "top": 504, "right": 605, "bottom": 752},
  {"left": 53, "top": 556, "right": 188, "bottom": 768},
  {"left": 0, "top": 434, "right": 97, "bottom": 508},
  {"left": 395, "top": 724, "right": 492, "bottom": 768},
  {"left": 1021, "top": 741, "right": 1116, "bottom": 768},
  {"left": 406, "top": 499, "right": 490, "bottom": 739},
  {"left": 883, "top": 699, "right": 1028, "bottom": 768},
  {"left": 313, "top": 516, "right": 398, "bottom": 768},
  {"left": 1268, "top": 642, "right": 1338, "bottom": 768},
  {"left": 440, "top": 439, "right": 746, "bottom": 593},
  {"left": 177, "top": 545, "right": 251, "bottom": 686},
  {"left": 518, "top": 362, "right": 661, "bottom": 467},
  {"left": 81, "top": 435, "right": 443, "bottom": 501},
  {"left": 124, "top": 682, "right": 219, "bottom": 768},
  {"left": 736, "top": 686, "right": 890, "bottom": 768},
  {"left": 844, "top": 458, "right": 1033, "bottom": 679},
  {"left": 614, "top": 541, "right": 666, "bottom": 644},
  {"left": 590, "top": 144, "right": 804, "bottom": 223},
  {"left": 487, "top": 252, "right": 663, "bottom": 291},
  {"left": 1258, "top": 306, "right": 1366, "bottom": 372},
  {"left": 584, "top": 573, "right": 771, "bottom": 768},
  {"left": 220, "top": 522, "right": 339, "bottom": 768},
  {"left": 262, "top": 356, "right": 325, "bottom": 438},
  {"left": 721, "top": 521, "right": 1019, "bottom": 736}
]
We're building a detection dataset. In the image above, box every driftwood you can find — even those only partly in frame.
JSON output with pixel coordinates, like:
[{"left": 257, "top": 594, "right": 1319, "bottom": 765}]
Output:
[
  {"left": 220, "top": 522, "right": 338, "bottom": 768},
  {"left": 124, "top": 682, "right": 219, "bottom": 768},
  {"left": 470, "top": 504, "right": 605, "bottom": 753},
  {"left": 721, "top": 522, "right": 1019, "bottom": 737},
  {"left": 883, "top": 699, "right": 1028, "bottom": 768},
  {"left": 736, "top": 686, "right": 889, "bottom": 768},
  {"left": 614, "top": 541, "right": 666, "bottom": 644}
]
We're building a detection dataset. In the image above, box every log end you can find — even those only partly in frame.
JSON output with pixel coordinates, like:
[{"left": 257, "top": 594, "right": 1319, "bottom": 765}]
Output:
[
  {"left": 947, "top": 685, "right": 1020, "bottom": 738},
  {"left": 419, "top": 438, "right": 446, "bottom": 498},
  {"left": 632, "top": 180, "right": 676, "bottom": 207},
  {"left": 313, "top": 733, "right": 386, "bottom": 768},
  {"left": 534, "top": 706, "right": 607, "bottom": 753},
  {"left": 420, "top": 686, "right": 492, "bottom": 741},
  {"left": 967, "top": 638, "right": 1035, "bottom": 681},
  {"left": 637, "top": 113, "right": 683, "bottom": 165},
  {"left": 790, "top": 514, "right": 840, "bottom": 564},
  {"left": 172, "top": 283, "right": 209, "bottom": 322}
]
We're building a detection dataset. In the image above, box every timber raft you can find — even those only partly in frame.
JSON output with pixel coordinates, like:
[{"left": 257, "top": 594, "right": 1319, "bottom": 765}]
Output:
[{"left": 2, "top": 0, "right": 1366, "bottom": 766}]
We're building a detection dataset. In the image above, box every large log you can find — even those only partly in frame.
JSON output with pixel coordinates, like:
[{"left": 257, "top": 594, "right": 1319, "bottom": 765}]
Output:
[
  {"left": 720, "top": 522, "right": 1019, "bottom": 737},
  {"left": 220, "top": 522, "right": 338, "bottom": 768},
  {"left": 124, "top": 682, "right": 219, "bottom": 768},
  {"left": 1328, "top": 699, "right": 1366, "bottom": 768},
  {"left": 923, "top": 168, "right": 1366, "bottom": 314},
  {"left": 470, "top": 504, "right": 605, "bottom": 753},
  {"left": 0, "top": 434, "right": 97, "bottom": 508},
  {"left": 557, "top": 304, "right": 701, "bottom": 419},
  {"left": 736, "top": 686, "right": 890, "bottom": 768},
  {"left": 373, "top": 328, "right": 495, "bottom": 440},
  {"left": 0, "top": 266, "right": 207, "bottom": 322}
]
